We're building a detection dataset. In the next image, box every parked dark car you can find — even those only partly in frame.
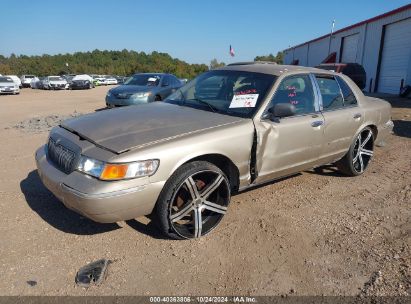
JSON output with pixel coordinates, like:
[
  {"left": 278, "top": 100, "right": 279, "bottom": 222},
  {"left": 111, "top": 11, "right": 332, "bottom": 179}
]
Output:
[
  {"left": 316, "top": 63, "right": 366, "bottom": 90},
  {"left": 70, "top": 75, "right": 94, "bottom": 90},
  {"left": 105, "top": 73, "right": 182, "bottom": 108}
]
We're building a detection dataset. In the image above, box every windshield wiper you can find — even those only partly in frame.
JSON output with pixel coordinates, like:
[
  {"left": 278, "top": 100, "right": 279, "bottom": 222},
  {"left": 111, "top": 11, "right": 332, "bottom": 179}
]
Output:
[{"left": 190, "top": 98, "right": 218, "bottom": 113}]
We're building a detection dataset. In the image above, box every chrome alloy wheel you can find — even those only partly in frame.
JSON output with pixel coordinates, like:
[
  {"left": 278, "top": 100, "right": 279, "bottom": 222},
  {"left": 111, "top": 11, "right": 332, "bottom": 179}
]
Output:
[
  {"left": 169, "top": 170, "right": 230, "bottom": 239},
  {"left": 352, "top": 128, "right": 374, "bottom": 173}
]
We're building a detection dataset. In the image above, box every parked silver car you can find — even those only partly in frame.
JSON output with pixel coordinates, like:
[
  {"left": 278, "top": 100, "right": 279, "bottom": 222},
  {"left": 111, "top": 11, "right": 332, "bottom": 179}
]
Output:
[
  {"left": 35, "top": 63, "right": 393, "bottom": 239},
  {"left": 105, "top": 73, "right": 182, "bottom": 107},
  {"left": 0, "top": 76, "right": 20, "bottom": 94}
]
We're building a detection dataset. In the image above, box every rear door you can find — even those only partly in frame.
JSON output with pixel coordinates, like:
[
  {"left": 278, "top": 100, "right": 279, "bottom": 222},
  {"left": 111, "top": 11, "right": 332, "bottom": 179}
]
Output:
[
  {"left": 315, "top": 74, "right": 363, "bottom": 163},
  {"left": 254, "top": 74, "right": 325, "bottom": 183}
]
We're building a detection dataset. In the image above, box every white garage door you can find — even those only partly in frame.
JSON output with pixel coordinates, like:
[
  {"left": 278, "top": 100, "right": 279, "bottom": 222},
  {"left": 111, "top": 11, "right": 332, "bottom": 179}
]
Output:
[
  {"left": 341, "top": 33, "right": 359, "bottom": 63},
  {"left": 378, "top": 18, "right": 411, "bottom": 94}
]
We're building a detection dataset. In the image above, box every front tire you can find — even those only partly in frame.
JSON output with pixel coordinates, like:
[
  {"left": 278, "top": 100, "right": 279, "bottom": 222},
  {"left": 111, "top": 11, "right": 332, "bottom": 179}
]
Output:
[
  {"left": 155, "top": 161, "right": 230, "bottom": 240},
  {"left": 336, "top": 127, "right": 374, "bottom": 176}
]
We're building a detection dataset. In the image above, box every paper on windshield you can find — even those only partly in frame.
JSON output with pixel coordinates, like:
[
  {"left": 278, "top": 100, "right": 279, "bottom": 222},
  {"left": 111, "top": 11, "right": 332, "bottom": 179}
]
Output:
[
  {"left": 148, "top": 77, "right": 158, "bottom": 82},
  {"left": 229, "top": 94, "right": 259, "bottom": 108}
]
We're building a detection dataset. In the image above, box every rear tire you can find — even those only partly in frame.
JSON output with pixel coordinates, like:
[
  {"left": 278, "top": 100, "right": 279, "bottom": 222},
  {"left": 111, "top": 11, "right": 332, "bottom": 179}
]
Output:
[
  {"left": 336, "top": 127, "right": 374, "bottom": 176},
  {"left": 154, "top": 95, "right": 161, "bottom": 101},
  {"left": 154, "top": 161, "right": 230, "bottom": 240}
]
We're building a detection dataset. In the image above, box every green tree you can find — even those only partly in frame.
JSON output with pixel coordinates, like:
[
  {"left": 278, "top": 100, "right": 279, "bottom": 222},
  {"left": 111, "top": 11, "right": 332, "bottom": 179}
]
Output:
[
  {"left": 254, "top": 51, "right": 284, "bottom": 64},
  {"left": 209, "top": 58, "right": 225, "bottom": 70}
]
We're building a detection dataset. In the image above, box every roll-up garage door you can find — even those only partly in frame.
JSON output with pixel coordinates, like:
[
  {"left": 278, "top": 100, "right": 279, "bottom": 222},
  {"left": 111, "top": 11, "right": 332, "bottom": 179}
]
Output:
[
  {"left": 378, "top": 18, "right": 411, "bottom": 94},
  {"left": 341, "top": 33, "right": 359, "bottom": 63}
]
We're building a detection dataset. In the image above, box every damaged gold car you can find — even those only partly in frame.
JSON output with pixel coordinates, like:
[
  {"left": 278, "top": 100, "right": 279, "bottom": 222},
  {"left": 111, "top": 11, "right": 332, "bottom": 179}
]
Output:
[{"left": 35, "top": 63, "right": 393, "bottom": 239}]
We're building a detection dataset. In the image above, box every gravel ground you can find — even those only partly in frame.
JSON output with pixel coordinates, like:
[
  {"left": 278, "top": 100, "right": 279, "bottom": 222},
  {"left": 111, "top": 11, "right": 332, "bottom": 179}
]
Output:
[{"left": 0, "top": 87, "right": 409, "bottom": 296}]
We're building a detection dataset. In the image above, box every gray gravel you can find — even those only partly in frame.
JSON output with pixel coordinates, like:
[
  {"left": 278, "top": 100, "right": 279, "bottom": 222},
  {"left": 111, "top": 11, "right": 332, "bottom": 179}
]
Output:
[{"left": 8, "top": 112, "right": 83, "bottom": 133}]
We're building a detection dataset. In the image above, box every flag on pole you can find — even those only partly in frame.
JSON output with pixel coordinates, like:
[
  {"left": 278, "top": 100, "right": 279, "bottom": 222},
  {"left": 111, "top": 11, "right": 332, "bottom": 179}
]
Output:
[{"left": 229, "top": 45, "right": 235, "bottom": 57}]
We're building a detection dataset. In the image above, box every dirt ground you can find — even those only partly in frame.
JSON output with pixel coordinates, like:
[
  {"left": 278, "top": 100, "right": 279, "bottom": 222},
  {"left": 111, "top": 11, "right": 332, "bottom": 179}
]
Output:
[{"left": 0, "top": 87, "right": 409, "bottom": 296}]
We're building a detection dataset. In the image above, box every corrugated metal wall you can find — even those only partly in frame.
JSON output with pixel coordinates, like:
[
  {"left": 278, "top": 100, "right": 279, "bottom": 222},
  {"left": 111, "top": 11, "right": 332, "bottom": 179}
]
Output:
[{"left": 283, "top": 7, "right": 411, "bottom": 93}]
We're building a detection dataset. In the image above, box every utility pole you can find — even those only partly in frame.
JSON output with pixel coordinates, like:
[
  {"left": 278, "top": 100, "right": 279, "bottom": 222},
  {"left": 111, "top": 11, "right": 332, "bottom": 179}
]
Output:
[{"left": 328, "top": 20, "right": 336, "bottom": 56}]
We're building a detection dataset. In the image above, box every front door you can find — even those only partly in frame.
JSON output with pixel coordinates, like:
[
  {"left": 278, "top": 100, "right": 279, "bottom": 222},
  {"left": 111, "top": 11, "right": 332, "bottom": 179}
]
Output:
[{"left": 254, "top": 74, "right": 324, "bottom": 184}]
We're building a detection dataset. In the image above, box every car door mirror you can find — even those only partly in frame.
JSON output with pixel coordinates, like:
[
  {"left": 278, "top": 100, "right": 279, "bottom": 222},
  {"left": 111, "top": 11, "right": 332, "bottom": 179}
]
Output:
[{"left": 267, "top": 103, "right": 296, "bottom": 119}]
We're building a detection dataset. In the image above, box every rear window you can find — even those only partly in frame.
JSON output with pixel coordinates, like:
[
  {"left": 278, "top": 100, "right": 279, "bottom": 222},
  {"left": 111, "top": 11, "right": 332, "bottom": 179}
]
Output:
[
  {"left": 336, "top": 76, "right": 357, "bottom": 106},
  {"left": 316, "top": 76, "right": 344, "bottom": 110}
]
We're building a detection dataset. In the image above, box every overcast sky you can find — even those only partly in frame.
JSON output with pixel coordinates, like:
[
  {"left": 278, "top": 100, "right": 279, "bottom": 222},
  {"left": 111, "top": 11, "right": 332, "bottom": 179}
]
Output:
[{"left": 1, "top": 0, "right": 410, "bottom": 64}]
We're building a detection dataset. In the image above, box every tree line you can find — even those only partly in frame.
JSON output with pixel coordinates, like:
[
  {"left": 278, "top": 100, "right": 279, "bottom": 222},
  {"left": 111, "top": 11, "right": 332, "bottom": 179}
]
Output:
[
  {"left": 0, "top": 49, "right": 209, "bottom": 79},
  {"left": 0, "top": 49, "right": 284, "bottom": 78}
]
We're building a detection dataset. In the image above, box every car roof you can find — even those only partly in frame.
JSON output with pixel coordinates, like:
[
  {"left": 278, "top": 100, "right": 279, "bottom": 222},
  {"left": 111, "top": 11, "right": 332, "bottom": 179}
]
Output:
[{"left": 217, "top": 62, "right": 337, "bottom": 77}]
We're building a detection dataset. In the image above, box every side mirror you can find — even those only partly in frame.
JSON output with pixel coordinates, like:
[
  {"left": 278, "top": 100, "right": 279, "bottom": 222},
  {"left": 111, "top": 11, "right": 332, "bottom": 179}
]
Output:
[{"left": 267, "top": 103, "right": 296, "bottom": 119}]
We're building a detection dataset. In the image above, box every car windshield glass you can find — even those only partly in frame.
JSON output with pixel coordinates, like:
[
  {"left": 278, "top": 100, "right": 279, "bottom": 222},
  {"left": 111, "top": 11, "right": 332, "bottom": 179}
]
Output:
[
  {"left": 49, "top": 76, "right": 63, "bottom": 81},
  {"left": 25, "top": 75, "right": 35, "bottom": 78},
  {"left": 165, "top": 70, "right": 276, "bottom": 118},
  {"left": 124, "top": 74, "right": 160, "bottom": 86},
  {"left": 0, "top": 77, "right": 14, "bottom": 83}
]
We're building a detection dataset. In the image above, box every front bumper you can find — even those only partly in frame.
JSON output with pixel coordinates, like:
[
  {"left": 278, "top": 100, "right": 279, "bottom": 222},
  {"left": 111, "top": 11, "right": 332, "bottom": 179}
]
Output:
[
  {"left": 70, "top": 84, "right": 89, "bottom": 90},
  {"left": 105, "top": 95, "right": 149, "bottom": 107},
  {"left": 35, "top": 146, "right": 164, "bottom": 223},
  {"left": 0, "top": 87, "right": 19, "bottom": 94}
]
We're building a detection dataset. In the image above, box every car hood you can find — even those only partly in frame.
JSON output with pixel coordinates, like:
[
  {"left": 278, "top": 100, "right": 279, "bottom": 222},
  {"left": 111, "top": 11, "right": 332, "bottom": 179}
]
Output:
[
  {"left": 60, "top": 103, "right": 245, "bottom": 154},
  {"left": 110, "top": 85, "right": 154, "bottom": 94}
]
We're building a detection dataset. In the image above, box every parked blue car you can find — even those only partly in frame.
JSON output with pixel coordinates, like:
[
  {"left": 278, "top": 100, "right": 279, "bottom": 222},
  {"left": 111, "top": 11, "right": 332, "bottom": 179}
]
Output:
[{"left": 105, "top": 73, "right": 183, "bottom": 108}]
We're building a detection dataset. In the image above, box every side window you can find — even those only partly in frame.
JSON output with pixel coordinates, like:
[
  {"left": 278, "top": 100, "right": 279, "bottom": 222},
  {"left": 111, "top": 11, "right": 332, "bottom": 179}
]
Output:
[
  {"left": 170, "top": 76, "right": 177, "bottom": 87},
  {"left": 315, "top": 76, "right": 344, "bottom": 110},
  {"left": 268, "top": 74, "right": 315, "bottom": 115},
  {"left": 162, "top": 76, "right": 170, "bottom": 86},
  {"left": 336, "top": 76, "right": 357, "bottom": 106}
]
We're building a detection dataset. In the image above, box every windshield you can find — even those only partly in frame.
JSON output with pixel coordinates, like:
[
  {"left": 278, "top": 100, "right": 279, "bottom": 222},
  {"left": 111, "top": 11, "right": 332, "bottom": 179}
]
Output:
[
  {"left": 165, "top": 70, "right": 276, "bottom": 118},
  {"left": 0, "top": 77, "right": 14, "bottom": 83},
  {"left": 124, "top": 74, "right": 161, "bottom": 86},
  {"left": 49, "top": 76, "right": 64, "bottom": 81}
]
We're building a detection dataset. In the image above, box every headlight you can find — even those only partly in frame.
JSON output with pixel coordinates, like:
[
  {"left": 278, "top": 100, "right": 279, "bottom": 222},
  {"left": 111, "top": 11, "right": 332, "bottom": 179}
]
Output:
[
  {"left": 132, "top": 92, "right": 151, "bottom": 99},
  {"left": 77, "top": 156, "right": 159, "bottom": 180}
]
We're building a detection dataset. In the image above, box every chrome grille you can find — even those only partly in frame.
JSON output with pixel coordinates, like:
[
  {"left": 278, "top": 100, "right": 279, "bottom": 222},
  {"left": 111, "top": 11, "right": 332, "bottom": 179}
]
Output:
[{"left": 47, "top": 137, "right": 77, "bottom": 174}]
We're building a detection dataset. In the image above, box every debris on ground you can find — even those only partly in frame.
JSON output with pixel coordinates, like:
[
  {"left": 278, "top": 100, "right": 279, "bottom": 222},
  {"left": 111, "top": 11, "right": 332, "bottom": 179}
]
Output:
[
  {"left": 75, "top": 259, "right": 111, "bottom": 288},
  {"left": 8, "top": 112, "right": 83, "bottom": 133}
]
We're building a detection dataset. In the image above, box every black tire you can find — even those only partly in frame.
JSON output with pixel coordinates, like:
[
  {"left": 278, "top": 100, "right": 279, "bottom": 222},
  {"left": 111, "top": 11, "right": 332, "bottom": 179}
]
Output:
[
  {"left": 154, "top": 161, "right": 231, "bottom": 240},
  {"left": 154, "top": 95, "right": 161, "bottom": 101},
  {"left": 336, "top": 127, "right": 374, "bottom": 176}
]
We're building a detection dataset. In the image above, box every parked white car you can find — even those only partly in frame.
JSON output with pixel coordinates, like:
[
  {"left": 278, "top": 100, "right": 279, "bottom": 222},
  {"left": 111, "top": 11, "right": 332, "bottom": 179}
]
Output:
[
  {"left": 0, "top": 76, "right": 20, "bottom": 94},
  {"left": 6, "top": 75, "right": 22, "bottom": 88},
  {"left": 42, "top": 76, "right": 68, "bottom": 90},
  {"left": 105, "top": 76, "right": 118, "bottom": 85},
  {"left": 20, "top": 75, "right": 36, "bottom": 88}
]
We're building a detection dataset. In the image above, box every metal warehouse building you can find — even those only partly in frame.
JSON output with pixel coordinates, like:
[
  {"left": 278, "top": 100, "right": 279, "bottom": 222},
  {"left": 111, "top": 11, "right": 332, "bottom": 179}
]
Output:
[{"left": 283, "top": 4, "right": 411, "bottom": 94}]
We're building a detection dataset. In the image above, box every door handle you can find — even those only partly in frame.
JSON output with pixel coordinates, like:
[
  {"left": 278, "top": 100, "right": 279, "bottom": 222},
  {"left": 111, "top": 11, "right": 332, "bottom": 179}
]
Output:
[
  {"left": 311, "top": 121, "right": 324, "bottom": 128},
  {"left": 353, "top": 113, "right": 362, "bottom": 119}
]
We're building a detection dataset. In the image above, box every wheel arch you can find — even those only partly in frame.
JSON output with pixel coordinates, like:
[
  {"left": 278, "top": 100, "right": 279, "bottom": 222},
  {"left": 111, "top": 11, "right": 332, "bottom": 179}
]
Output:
[{"left": 181, "top": 154, "right": 240, "bottom": 192}]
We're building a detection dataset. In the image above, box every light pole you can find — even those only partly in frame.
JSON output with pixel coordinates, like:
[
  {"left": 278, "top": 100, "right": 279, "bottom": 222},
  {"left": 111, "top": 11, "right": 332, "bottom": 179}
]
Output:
[{"left": 327, "top": 20, "right": 336, "bottom": 56}]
